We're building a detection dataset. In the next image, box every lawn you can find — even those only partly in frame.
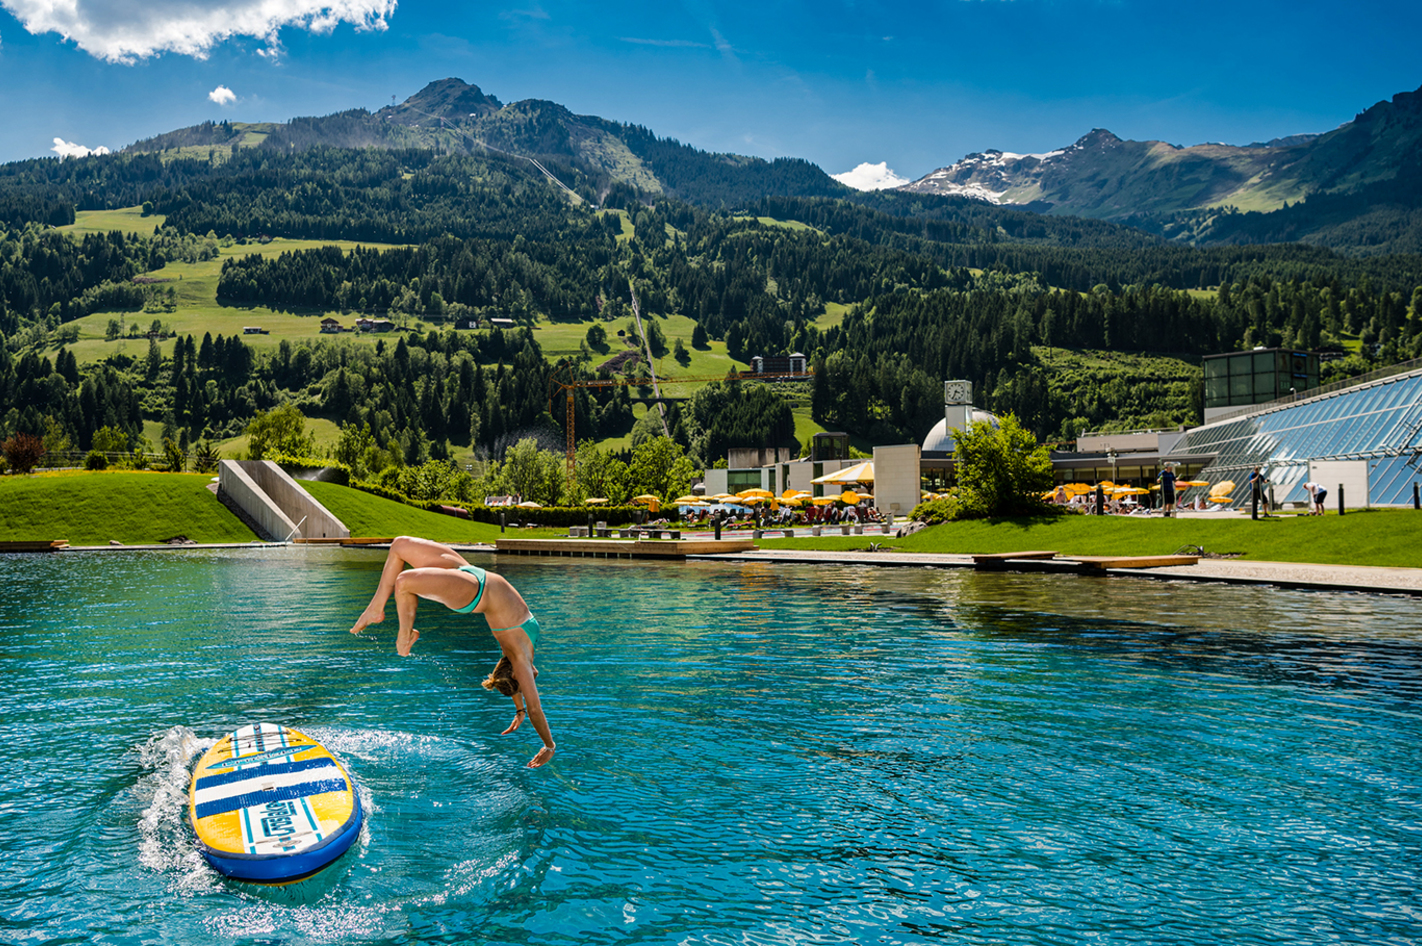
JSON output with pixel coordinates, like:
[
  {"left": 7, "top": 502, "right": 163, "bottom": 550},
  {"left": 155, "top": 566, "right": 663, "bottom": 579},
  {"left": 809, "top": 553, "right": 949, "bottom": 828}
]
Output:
[
  {"left": 297, "top": 481, "right": 510, "bottom": 543},
  {"left": 0, "top": 471, "right": 256, "bottom": 545},
  {"left": 758, "top": 509, "right": 1422, "bottom": 568}
]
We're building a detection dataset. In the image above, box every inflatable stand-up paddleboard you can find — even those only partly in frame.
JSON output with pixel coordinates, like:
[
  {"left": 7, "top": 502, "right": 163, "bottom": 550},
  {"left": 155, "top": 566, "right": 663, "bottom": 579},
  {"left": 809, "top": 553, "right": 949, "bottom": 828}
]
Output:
[{"left": 189, "top": 722, "right": 362, "bottom": 884}]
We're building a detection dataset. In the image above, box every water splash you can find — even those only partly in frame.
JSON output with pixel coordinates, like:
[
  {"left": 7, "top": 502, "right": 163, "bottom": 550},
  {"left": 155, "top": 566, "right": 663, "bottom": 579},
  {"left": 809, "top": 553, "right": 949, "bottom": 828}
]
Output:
[{"left": 135, "top": 726, "right": 218, "bottom": 894}]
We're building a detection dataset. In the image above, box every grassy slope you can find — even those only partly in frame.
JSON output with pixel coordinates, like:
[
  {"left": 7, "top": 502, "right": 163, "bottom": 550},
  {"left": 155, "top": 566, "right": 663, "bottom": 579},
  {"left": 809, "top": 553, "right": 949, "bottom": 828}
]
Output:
[
  {"left": 57, "top": 208, "right": 406, "bottom": 365},
  {"left": 0, "top": 471, "right": 256, "bottom": 544},
  {"left": 758, "top": 510, "right": 1422, "bottom": 568},
  {"left": 298, "top": 481, "right": 506, "bottom": 543}
]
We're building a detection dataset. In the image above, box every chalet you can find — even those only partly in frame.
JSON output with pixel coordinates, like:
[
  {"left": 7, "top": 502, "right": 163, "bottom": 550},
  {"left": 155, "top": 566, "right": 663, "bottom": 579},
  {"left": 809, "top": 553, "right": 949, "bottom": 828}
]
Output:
[
  {"left": 455, "top": 316, "right": 480, "bottom": 330},
  {"left": 320, "top": 318, "right": 343, "bottom": 334},
  {"left": 356, "top": 318, "right": 395, "bottom": 332},
  {"left": 489, "top": 317, "right": 516, "bottom": 330},
  {"left": 750, "top": 353, "right": 808, "bottom": 375},
  {"left": 242, "top": 326, "right": 269, "bottom": 335}
]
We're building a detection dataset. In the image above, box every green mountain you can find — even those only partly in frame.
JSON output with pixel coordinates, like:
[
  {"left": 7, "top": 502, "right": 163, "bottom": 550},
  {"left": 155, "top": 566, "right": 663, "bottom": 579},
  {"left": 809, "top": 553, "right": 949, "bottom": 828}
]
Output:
[
  {"left": 900, "top": 85, "right": 1422, "bottom": 254},
  {"left": 124, "top": 78, "right": 850, "bottom": 210}
]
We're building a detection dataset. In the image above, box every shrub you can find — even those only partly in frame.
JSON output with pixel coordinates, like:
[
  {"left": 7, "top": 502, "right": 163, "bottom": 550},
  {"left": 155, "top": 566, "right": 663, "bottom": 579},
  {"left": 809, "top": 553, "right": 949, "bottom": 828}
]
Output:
[
  {"left": 85, "top": 450, "right": 109, "bottom": 471},
  {"left": 2, "top": 433, "right": 45, "bottom": 474},
  {"left": 193, "top": 440, "right": 219, "bottom": 473}
]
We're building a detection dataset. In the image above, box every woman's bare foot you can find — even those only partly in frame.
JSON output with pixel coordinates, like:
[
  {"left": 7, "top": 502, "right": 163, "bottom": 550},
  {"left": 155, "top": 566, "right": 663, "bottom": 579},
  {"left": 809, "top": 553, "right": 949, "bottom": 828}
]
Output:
[
  {"left": 396, "top": 627, "right": 420, "bottom": 656},
  {"left": 350, "top": 607, "right": 384, "bottom": 635}
]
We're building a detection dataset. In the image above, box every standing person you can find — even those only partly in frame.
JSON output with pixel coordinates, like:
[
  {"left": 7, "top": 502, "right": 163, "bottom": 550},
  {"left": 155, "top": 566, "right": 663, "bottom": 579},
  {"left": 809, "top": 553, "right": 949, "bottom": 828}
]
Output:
[
  {"left": 1249, "top": 467, "right": 1270, "bottom": 514},
  {"left": 1158, "top": 465, "right": 1177, "bottom": 518},
  {"left": 349, "top": 536, "right": 555, "bottom": 768}
]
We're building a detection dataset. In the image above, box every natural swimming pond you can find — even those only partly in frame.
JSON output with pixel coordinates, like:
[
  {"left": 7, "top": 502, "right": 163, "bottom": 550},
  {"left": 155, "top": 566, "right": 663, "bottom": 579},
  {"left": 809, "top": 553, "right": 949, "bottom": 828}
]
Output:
[{"left": 2, "top": 548, "right": 1420, "bottom": 945}]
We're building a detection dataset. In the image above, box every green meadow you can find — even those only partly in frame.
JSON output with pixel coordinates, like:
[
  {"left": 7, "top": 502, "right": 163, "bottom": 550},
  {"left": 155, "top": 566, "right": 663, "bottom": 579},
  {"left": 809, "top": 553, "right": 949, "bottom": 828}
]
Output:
[
  {"left": 760, "top": 509, "right": 1422, "bottom": 569},
  {"left": 0, "top": 471, "right": 254, "bottom": 545},
  {"left": 57, "top": 207, "right": 407, "bottom": 365}
]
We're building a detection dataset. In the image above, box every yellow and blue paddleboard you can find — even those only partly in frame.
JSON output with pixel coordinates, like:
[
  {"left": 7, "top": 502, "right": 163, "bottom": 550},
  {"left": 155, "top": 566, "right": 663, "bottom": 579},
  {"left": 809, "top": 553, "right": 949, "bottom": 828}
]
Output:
[{"left": 188, "top": 722, "right": 362, "bottom": 884}]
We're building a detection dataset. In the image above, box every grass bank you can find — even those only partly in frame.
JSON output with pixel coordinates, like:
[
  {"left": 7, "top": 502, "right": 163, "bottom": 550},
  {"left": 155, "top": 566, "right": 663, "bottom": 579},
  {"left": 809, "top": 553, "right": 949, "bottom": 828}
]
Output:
[
  {"left": 298, "top": 481, "right": 506, "bottom": 544},
  {"left": 0, "top": 471, "right": 255, "bottom": 545},
  {"left": 758, "top": 510, "right": 1422, "bottom": 569}
]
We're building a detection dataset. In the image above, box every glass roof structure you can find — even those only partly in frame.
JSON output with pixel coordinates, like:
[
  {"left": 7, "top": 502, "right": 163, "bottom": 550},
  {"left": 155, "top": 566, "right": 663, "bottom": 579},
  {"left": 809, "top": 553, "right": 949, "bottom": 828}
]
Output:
[{"left": 1167, "top": 367, "right": 1422, "bottom": 506}]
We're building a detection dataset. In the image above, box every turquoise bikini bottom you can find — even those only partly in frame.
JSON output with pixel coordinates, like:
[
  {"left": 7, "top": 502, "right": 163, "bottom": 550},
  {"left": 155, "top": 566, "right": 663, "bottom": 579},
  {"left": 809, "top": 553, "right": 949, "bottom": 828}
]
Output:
[{"left": 490, "top": 614, "right": 540, "bottom": 647}]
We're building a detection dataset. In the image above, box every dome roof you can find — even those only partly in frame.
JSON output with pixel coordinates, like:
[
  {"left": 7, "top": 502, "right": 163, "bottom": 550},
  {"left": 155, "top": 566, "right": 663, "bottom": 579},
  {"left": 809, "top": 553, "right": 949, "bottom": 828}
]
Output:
[{"left": 922, "top": 409, "right": 999, "bottom": 453}]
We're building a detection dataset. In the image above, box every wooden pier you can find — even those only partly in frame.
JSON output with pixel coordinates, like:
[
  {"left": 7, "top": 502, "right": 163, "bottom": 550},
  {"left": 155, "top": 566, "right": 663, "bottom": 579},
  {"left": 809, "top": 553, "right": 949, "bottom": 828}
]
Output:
[{"left": 496, "top": 537, "right": 757, "bottom": 559}]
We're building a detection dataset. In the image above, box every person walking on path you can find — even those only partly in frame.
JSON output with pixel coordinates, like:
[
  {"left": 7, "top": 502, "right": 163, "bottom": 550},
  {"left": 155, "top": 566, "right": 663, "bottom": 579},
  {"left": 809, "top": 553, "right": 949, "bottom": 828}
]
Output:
[{"left": 350, "top": 536, "right": 556, "bottom": 768}]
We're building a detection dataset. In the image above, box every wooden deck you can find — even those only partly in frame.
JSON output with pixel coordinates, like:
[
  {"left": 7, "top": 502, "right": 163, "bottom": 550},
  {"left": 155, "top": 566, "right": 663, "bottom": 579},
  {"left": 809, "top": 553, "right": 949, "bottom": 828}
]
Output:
[
  {"left": 496, "top": 537, "right": 757, "bottom": 559},
  {"left": 0, "top": 540, "right": 70, "bottom": 553},
  {"left": 971, "top": 551, "right": 1058, "bottom": 564},
  {"left": 292, "top": 537, "right": 395, "bottom": 546},
  {"left": 1069, "top": 554, "right": 1201, "bottom": 570}
]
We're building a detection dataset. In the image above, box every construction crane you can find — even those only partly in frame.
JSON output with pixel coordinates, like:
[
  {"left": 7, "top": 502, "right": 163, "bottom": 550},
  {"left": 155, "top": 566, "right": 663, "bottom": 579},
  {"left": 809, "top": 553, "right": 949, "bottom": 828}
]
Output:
[{"left": 549, "top": 367, "right": 813, "bottom": 480}]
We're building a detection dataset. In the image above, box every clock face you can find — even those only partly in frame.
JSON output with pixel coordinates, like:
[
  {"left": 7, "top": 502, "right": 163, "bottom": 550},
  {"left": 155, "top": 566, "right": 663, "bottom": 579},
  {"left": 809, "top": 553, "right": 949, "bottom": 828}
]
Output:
[{"left": 944, "top": 381, "right": 972, "bottom": 405}]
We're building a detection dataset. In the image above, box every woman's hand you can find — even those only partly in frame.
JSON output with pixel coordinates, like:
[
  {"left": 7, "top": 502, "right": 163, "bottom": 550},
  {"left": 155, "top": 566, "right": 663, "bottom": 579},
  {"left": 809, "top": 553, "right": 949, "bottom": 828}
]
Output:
[
  {"left": 526, "top": 744, "right": 555, "bottom": 768},
  {"left": 501, "top": 707, "right": 525, "bottom": 735}
]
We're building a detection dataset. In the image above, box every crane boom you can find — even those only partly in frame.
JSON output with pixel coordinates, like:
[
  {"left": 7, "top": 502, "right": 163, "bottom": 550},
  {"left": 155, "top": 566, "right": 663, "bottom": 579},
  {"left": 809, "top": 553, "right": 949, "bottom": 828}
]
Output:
[{"left": 552, "top": 368, "right": 813, "bottom": 480}]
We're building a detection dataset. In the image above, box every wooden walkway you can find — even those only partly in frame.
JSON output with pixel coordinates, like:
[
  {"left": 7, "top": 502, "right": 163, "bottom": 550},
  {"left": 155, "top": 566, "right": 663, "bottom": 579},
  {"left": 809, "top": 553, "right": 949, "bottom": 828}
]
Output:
[{"left": 496, "top": 537, "right": 757, "bottom": 559}]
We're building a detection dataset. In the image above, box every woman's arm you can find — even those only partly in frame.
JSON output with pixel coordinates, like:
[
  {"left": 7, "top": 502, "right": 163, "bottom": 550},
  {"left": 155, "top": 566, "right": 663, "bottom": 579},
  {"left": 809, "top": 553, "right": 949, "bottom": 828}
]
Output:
[{"left": 508, "top": 652, "right": 555, "bottom": 767}]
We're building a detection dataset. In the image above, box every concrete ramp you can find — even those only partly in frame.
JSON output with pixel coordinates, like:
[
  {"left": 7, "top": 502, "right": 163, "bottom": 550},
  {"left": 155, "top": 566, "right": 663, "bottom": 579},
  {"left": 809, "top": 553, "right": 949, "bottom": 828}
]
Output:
[{"left": 217, "top": 460, "right": 350, "bottom": 542}]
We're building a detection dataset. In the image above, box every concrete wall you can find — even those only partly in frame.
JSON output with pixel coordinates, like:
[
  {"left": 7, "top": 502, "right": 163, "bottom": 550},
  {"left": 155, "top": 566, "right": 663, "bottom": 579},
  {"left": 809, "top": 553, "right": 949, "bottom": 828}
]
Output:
[
  {"left": 873, "top": 444, "right": 921, "bottom": 516},
  {"left": 218, "top": 460, "right": 350, "bottom": 540},
  {"left": 218, "top": 460, "right": 299, "bottom": 542},
  {"left": 1309, "top": 459, "right": 1371, "bottom": 508}
]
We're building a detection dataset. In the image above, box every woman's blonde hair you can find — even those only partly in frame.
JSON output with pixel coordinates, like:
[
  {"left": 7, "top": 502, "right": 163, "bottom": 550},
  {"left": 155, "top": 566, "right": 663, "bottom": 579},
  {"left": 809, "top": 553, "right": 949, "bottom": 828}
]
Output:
[{"left": 481, "top": 656, "right": 519, "bottom": 696}]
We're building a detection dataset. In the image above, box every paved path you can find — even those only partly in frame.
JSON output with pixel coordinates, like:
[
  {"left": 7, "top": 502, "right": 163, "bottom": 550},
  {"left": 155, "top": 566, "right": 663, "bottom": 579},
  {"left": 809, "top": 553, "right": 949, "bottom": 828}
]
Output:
[{"left": 689, "top": 548, "right": 1422, "bottom": 596}]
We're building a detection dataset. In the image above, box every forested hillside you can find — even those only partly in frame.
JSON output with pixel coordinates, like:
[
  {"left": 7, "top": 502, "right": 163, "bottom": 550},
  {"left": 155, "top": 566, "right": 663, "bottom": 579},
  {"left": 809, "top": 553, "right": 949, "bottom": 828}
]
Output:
[{"left": 3, "top": 118, "right": 1421, "bottom": 485}]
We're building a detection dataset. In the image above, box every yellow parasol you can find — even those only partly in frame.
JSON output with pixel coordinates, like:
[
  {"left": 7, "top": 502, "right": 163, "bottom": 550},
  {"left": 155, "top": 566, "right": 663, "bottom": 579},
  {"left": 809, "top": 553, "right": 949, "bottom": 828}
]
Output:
[
  {"left": 809, "top": 496, "right": 837, "bottom": 505},
  {"left": 810, "top": 460, "right": 875, "bottom": 485},
  {"left": 839, "top": 490, "right": 861, "bottom": 504},
  {"left": 584, "top": 497, "right": 609, "bottom": 505},
  {"left": 516, "top": 500, "right": 542, "bottom": 508}
]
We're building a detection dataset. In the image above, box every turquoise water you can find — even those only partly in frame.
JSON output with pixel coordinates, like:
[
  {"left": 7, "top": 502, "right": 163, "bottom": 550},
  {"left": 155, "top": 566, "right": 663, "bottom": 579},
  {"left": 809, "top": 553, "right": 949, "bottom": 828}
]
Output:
[{"left": 2, "top": 548, "right": 1421, "bottom": 945}]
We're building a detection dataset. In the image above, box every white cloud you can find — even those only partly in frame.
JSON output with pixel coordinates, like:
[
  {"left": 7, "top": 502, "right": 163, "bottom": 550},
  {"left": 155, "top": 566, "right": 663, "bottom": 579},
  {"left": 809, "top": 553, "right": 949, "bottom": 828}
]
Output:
[
  {"left": 52, "top": 137, "right": 110, "bottom": 159},
  {"left": 0, "top": 0, "right": 397, "bottom": 63},
  {"left": 209, "top": 85, "right": 236, "bottom": 105},
  {"left": 832, "top": 162, "right": 910, "bottom": 191}
]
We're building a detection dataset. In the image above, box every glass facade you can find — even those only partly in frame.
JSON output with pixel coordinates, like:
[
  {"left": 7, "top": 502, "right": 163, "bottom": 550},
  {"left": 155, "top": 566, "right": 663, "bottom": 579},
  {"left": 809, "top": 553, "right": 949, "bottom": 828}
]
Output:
[
  {"left": 1204, "top": 348, "right": 1320, "bottom": 411},
  {"left": 1170, "top": 368, "right": 1422, "bottom": 506}
]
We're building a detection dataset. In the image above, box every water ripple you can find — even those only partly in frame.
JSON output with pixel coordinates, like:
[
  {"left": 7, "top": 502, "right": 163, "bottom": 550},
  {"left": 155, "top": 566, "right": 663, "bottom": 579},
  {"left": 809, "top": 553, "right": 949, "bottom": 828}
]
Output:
[{"left": 0, "top": 551, "right": 1420, "bottom": 944}]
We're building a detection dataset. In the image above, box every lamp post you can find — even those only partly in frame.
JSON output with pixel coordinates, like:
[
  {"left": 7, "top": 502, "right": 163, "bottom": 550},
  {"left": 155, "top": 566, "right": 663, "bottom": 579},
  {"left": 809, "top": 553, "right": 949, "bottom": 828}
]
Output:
[{"left": 1107, "top": 448, "right": 1118, "bottom": 485}]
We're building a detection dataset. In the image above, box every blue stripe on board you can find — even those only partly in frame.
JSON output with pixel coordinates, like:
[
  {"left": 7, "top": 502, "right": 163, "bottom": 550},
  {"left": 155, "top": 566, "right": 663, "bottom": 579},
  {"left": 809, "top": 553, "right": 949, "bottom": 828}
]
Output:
[
  {"left": 194, "top": 757, "right": 338, "bottom": 792},
  {"left": 194, "top": 778, "right": 349, "bottom": 820}
]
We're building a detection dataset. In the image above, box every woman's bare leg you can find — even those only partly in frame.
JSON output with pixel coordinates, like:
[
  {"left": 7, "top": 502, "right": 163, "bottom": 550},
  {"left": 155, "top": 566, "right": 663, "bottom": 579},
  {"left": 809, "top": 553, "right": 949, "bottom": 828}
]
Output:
[{"left": 351, "top": 536, "right": 469, "bottom": 634}]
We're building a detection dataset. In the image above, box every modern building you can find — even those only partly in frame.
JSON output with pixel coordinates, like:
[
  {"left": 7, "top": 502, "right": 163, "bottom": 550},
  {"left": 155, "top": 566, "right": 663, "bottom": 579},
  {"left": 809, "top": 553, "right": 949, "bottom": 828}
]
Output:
[
  {"left": 1166, "top": 359, "right": 1422, "bottom": 508},
  {"left": 1050, "top": 427, "right": 1209, "bottom": 488},
  {"left": 1204, "top": 347, "right": 1320, "bottom": 423}
]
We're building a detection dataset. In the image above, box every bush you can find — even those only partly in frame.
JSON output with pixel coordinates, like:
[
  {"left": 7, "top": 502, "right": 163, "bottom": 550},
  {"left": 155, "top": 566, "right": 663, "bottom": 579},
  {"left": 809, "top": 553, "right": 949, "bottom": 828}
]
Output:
[
  {"left": 85, "top": 450, "right": 109, "bottom": 471},
  {"left": 1, "top": 433, "right": 45, "bottom": 474}
]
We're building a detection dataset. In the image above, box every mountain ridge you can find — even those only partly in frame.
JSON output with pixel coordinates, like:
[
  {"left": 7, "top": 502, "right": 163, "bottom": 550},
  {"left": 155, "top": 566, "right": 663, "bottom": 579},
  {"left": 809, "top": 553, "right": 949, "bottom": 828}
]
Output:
[{"left": 897, "top": 85, "right": 1422, "bottom": 253}]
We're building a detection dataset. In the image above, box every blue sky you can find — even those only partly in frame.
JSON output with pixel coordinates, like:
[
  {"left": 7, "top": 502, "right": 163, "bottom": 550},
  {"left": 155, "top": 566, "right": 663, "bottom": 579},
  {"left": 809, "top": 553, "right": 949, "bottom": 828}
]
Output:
[{"left": 2, "top": 0, "right": 1419, "bottom": 181}]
